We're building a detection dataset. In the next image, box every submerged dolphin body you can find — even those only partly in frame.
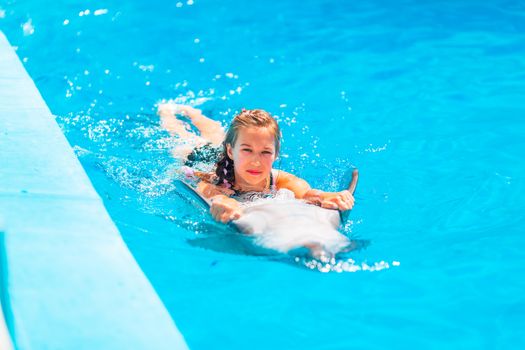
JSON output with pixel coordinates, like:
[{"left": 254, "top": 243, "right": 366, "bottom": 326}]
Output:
[{"left": 175, "top": 169, "right": 359, "bottom": 256}]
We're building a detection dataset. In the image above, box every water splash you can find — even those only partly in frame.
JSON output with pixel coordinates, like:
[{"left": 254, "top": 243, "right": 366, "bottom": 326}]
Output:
[
  {"left": 298, "top": 257, "right": 401, "bottom": 273},
  {"left": 21, "top": 18, "right": 34, "bottom": 36}
]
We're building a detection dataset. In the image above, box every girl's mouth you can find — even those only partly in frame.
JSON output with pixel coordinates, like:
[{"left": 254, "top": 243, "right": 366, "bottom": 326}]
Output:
[{"left": 246, "top": 170, "right": 262, "bottom": 176}]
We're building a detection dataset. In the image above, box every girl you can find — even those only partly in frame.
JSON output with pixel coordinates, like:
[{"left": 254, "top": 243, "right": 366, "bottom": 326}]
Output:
[{"left": 157, "top": 103, "right": 355, "bottom": 223}]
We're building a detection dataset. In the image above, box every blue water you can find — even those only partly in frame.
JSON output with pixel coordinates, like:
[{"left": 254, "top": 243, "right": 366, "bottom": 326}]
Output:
[{"left": 2, "top": 0, "right": 525, "bottom": 348}]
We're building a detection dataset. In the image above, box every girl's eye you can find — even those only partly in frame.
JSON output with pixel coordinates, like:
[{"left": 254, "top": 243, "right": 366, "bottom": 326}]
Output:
[
  {"left": 262, "top": 151, "right": 273, "bottom": 155},
  {"left": 242, "top": 148, "right": 252, "bottom": 152}
]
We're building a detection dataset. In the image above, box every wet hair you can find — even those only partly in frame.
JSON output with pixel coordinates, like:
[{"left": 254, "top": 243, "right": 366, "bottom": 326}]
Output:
[{"left": 215, "top": 108, "right": 281, "bottom": 188}]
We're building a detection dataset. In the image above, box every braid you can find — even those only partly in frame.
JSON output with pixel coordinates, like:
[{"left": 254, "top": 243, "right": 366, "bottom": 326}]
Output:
[{"left": 215, "top": 151, "right": 235, "bottom": 188}]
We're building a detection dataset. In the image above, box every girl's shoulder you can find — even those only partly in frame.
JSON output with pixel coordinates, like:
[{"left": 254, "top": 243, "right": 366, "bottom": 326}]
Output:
[
  {"left": 273, "top": 169, "right": 300, "bottom": 190},
  {"left": 272, "top": 169, "right": 294, "bottom": 186},
  {"left": 272, "top": 169, "right": 311, "bottom": 198}
]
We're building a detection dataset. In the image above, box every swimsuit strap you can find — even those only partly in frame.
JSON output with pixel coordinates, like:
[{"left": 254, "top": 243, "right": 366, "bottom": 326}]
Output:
[{"left": 270, "top": 169, "right": 279, "bottom": 190}]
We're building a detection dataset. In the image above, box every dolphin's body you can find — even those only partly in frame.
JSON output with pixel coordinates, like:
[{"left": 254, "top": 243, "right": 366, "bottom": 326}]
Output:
[
  {"left": 234, "top": 196, "right": 349, "bottom": 255},
  {"left": 176, "top": 169, "right": 359, "bottom": 256}
]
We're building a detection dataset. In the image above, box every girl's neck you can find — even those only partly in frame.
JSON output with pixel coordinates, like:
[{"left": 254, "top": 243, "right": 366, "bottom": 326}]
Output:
[{"left": 233, "top": 176, "right": 270, "bottom": 193}]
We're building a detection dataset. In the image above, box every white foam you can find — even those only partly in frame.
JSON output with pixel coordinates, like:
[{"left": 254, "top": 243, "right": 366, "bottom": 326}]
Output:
[
  {"left": 21, "top": 19, "right": 35, "bottom": 36},
  {"left": 94, "top": 9, "right": 108, "bottom": 16}
]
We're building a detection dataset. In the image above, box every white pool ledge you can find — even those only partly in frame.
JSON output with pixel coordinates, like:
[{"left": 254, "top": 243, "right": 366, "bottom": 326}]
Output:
[{"left": 0, "top": 31, "right": 188, "bottom": 350}]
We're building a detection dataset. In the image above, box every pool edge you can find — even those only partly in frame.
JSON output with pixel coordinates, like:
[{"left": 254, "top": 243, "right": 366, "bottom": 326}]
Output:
[{"left": 0, "top": 30, "right": 189, "bottom": 350}]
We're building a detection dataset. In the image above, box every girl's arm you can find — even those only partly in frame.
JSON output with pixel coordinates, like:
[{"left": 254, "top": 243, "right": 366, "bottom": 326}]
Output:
[
  {"left": 196, "top": 180, "right": 242, "bottom": 223},
  {"left": 196, "top": 179, "right": 234, "bottom": 198},
  {"left": 276, "top": 171, "right": 354, "bottom": 211}
]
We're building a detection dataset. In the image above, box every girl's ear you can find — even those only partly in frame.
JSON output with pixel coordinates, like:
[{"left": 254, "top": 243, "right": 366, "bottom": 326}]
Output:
[{"left": 226, "top": 143, "right": 234, "bottom": 159}]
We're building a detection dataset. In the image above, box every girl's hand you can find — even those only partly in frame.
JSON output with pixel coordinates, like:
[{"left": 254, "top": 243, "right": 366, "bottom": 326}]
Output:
[
  {"left": 320, "top": 190, "right": 354, "bottom": 211},
  {"left": 210, "top": 195, "right": 243, "bottom": 223},
  {"left": 304, "top": 190, "right": 355, "bottom": 211}
]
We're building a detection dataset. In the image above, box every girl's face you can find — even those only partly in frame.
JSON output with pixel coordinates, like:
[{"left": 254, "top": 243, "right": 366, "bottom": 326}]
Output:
[{"left": 226, "top": 126, "right": 277, "bottom": 191}]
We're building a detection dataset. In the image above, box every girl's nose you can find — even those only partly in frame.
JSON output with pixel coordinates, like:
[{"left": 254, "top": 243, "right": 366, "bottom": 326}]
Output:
[{"left": 250, "top": 153, "right": 261, "bottom": 165}]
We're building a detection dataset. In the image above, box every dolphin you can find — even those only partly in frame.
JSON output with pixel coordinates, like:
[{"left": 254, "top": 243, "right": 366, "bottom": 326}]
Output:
[{"left": 175, "top": 170, "right": 360, "bottom": 258}]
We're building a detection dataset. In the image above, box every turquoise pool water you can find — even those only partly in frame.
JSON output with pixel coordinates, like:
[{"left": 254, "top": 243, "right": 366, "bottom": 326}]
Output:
[{"left": 2, "top": 0, "right": 525, "bottom": 348}]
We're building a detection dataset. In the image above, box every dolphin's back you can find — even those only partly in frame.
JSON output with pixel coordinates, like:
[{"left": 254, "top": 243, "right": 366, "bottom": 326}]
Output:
[{"left": 234, "top": 198, "right": 349, "bottom": 254}]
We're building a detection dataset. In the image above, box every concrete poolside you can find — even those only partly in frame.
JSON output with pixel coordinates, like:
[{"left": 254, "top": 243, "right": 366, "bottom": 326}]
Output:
[{"left": 0, "top": 31, "right": 188, "bottom": 349}]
